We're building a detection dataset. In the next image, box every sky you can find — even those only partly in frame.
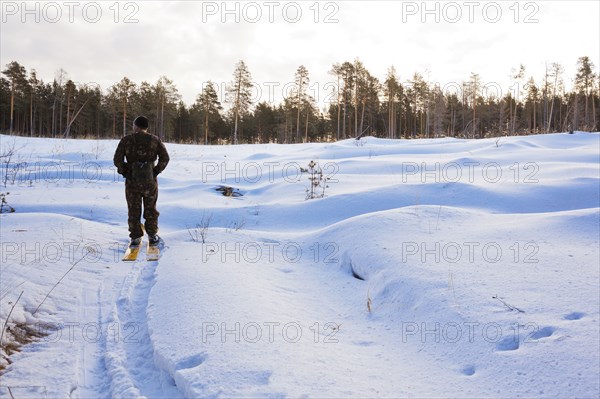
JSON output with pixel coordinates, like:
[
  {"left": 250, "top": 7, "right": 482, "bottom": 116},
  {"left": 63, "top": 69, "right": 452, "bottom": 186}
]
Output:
[{"left": 1, "top": 0, "right": 599, "bottom": 110}]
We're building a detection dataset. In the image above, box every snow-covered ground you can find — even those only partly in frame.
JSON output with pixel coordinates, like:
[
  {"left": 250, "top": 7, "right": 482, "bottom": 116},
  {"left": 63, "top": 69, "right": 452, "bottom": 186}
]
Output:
[{"left": 0, "top": 132, "right": 598, "bottom": 398}]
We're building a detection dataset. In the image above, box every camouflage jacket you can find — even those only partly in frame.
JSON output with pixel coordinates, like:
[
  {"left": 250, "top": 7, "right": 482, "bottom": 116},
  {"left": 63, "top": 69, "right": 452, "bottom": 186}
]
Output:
[{"left": 113, "top": 132, "right": 170, "bottom": 182}]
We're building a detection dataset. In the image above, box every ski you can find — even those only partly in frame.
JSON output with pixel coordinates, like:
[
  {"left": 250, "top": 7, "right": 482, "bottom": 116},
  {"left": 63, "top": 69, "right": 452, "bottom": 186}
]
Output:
[
  {"left": 146, "top": 240, "right": 161, "bottom": 261},
  {"left": 122, "top": 238, "right": 144, "bottom": 262}
]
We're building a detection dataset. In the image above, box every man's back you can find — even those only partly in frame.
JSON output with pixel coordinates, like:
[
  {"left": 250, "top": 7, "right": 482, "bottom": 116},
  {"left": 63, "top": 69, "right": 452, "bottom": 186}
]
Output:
[{"left": 114, "top": 132, "right": 170, "bottom": 176}]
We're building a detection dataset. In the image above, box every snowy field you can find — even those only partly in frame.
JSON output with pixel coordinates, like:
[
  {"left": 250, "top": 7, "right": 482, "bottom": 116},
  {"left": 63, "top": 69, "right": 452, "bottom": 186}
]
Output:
[{"left": 0, "top": 132, "right": 598, "bottom": 398}]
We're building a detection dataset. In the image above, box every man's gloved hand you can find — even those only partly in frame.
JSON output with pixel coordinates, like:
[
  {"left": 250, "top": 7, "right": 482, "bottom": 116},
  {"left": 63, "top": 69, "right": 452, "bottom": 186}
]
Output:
[{"left": 118, "top": 163, "right": 129, "bottom": 177}]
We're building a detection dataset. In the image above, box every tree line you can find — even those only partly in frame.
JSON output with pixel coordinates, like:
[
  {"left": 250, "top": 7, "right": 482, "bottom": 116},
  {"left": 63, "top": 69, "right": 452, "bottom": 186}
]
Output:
[{"left": 1, "top": 57, "right": 598, "bottom": 144}]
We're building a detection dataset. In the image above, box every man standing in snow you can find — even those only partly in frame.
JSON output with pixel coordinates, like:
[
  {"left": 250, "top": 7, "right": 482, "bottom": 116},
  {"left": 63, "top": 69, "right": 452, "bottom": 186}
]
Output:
[{"left": 113, "top": 116, "right": 170, "bottom": 246}]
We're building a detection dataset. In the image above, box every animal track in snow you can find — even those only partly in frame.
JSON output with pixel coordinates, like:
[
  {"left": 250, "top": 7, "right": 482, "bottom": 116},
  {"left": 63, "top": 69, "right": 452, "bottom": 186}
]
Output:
[
  {"left": 564, "top": 312, "right": 585, "bottom": 320},
  {"left": 529, "top": 326, "right": 556, "bottom": 340},
  {"left": 496, "top": 336, "right": 520, "bottom": 351}
]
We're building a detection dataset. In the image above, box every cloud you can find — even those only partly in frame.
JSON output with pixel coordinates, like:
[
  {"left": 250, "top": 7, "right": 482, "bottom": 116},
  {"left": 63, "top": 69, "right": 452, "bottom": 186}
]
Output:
[{"left": 1, "top": 0, "right": 598, "bottom": 108}]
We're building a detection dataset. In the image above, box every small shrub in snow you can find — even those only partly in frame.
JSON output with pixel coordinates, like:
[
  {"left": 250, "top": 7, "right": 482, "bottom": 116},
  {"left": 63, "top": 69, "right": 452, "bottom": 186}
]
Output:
[
  {"left": 303, "top": 160, "right": 330, "bottom": 200},
  {"left": 226, "top": 217, "right": 246, "bottom": 232},
  {"left": 187, "top": 213, "right": 212, "bottom": 243}
]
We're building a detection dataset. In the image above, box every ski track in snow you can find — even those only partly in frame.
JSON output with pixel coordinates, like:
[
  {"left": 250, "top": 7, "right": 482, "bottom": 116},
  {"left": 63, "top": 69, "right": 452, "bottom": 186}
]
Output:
[
  {"left": 105, "top": 255, "right": 183, "bottom": 398},
  {"left": 75, "top": 285, "right": 109, "bottom": 398}
]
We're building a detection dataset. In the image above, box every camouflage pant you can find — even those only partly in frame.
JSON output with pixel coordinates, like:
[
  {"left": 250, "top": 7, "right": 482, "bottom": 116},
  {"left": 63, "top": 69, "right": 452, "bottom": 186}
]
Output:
[{"left": 125, "top": 181, "right": 159, "bottom": 238}]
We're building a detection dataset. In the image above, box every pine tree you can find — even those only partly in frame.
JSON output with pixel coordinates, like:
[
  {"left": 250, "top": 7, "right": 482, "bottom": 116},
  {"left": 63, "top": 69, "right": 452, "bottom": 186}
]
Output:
[
  {"left": 509, "top": 64, "right": 526, "bottom": 134},
  {"left": 253, "top": 102, "right": 278, "bottom": 143},
  {"left": 63, "top": 79, "right": 76, "bottom": 137},
  {"left": 294, "top": 65, "right": 309, "bottom": 142},
  {"left": 154, "top": 76, "right": 180, "bottom": 140},
  {"left": 468, "top": 73, "right": 481, "bottom": 138},
  {"left": 339, "top": 62, "right": 355, "bottom": 139},
  {"left": 115, "top": 77, "right": 136, "bottom": 137},
  {"left": 328, "top": 63, "right": 343, "bottom": 140},
  {"left": 227, "top": 60, "right": 253, "bottom": 144},
  {"left": 302, "top": 95, "right": 318, "bottom": 142},
  {"left": 546, "top": 63, "right": 564, "bottom": 132},
  {"left": 352, "top": 60, "right": 379, "bottom": 138},
  {"left": 525, "top": 77, "right": 540, "bottom": 133},
  {"left": 194, "top": 81, "right": 223, "bottom": 144},
  {"left": 353, "top": 59, "right": 366, "bottom": 136},
  {"left": 445, "top": 93, "right": 460, "bottom": 137},
  {"left": 410, "top": 72, "right": 429, "bottom": 137},
  {"left": 2, "top": 61, "right": 27, "bottom": 134},
  {"left": 28, "top": 69, "right": 40, "bottom": 136},
  {"left": 384, "top": 66, "right": 401, "bottom": 139},
  {"left": 575, "top": 56, "right": 597, "bottom": 130},
  {"left": 51, "top": 69, "right": 67, "bottom": 137}
]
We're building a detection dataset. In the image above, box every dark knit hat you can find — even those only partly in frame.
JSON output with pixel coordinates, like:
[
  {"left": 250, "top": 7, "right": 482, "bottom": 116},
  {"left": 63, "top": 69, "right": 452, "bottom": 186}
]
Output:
[{"left": 133, "top": 115, "right": 149, "bottom": 129}]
